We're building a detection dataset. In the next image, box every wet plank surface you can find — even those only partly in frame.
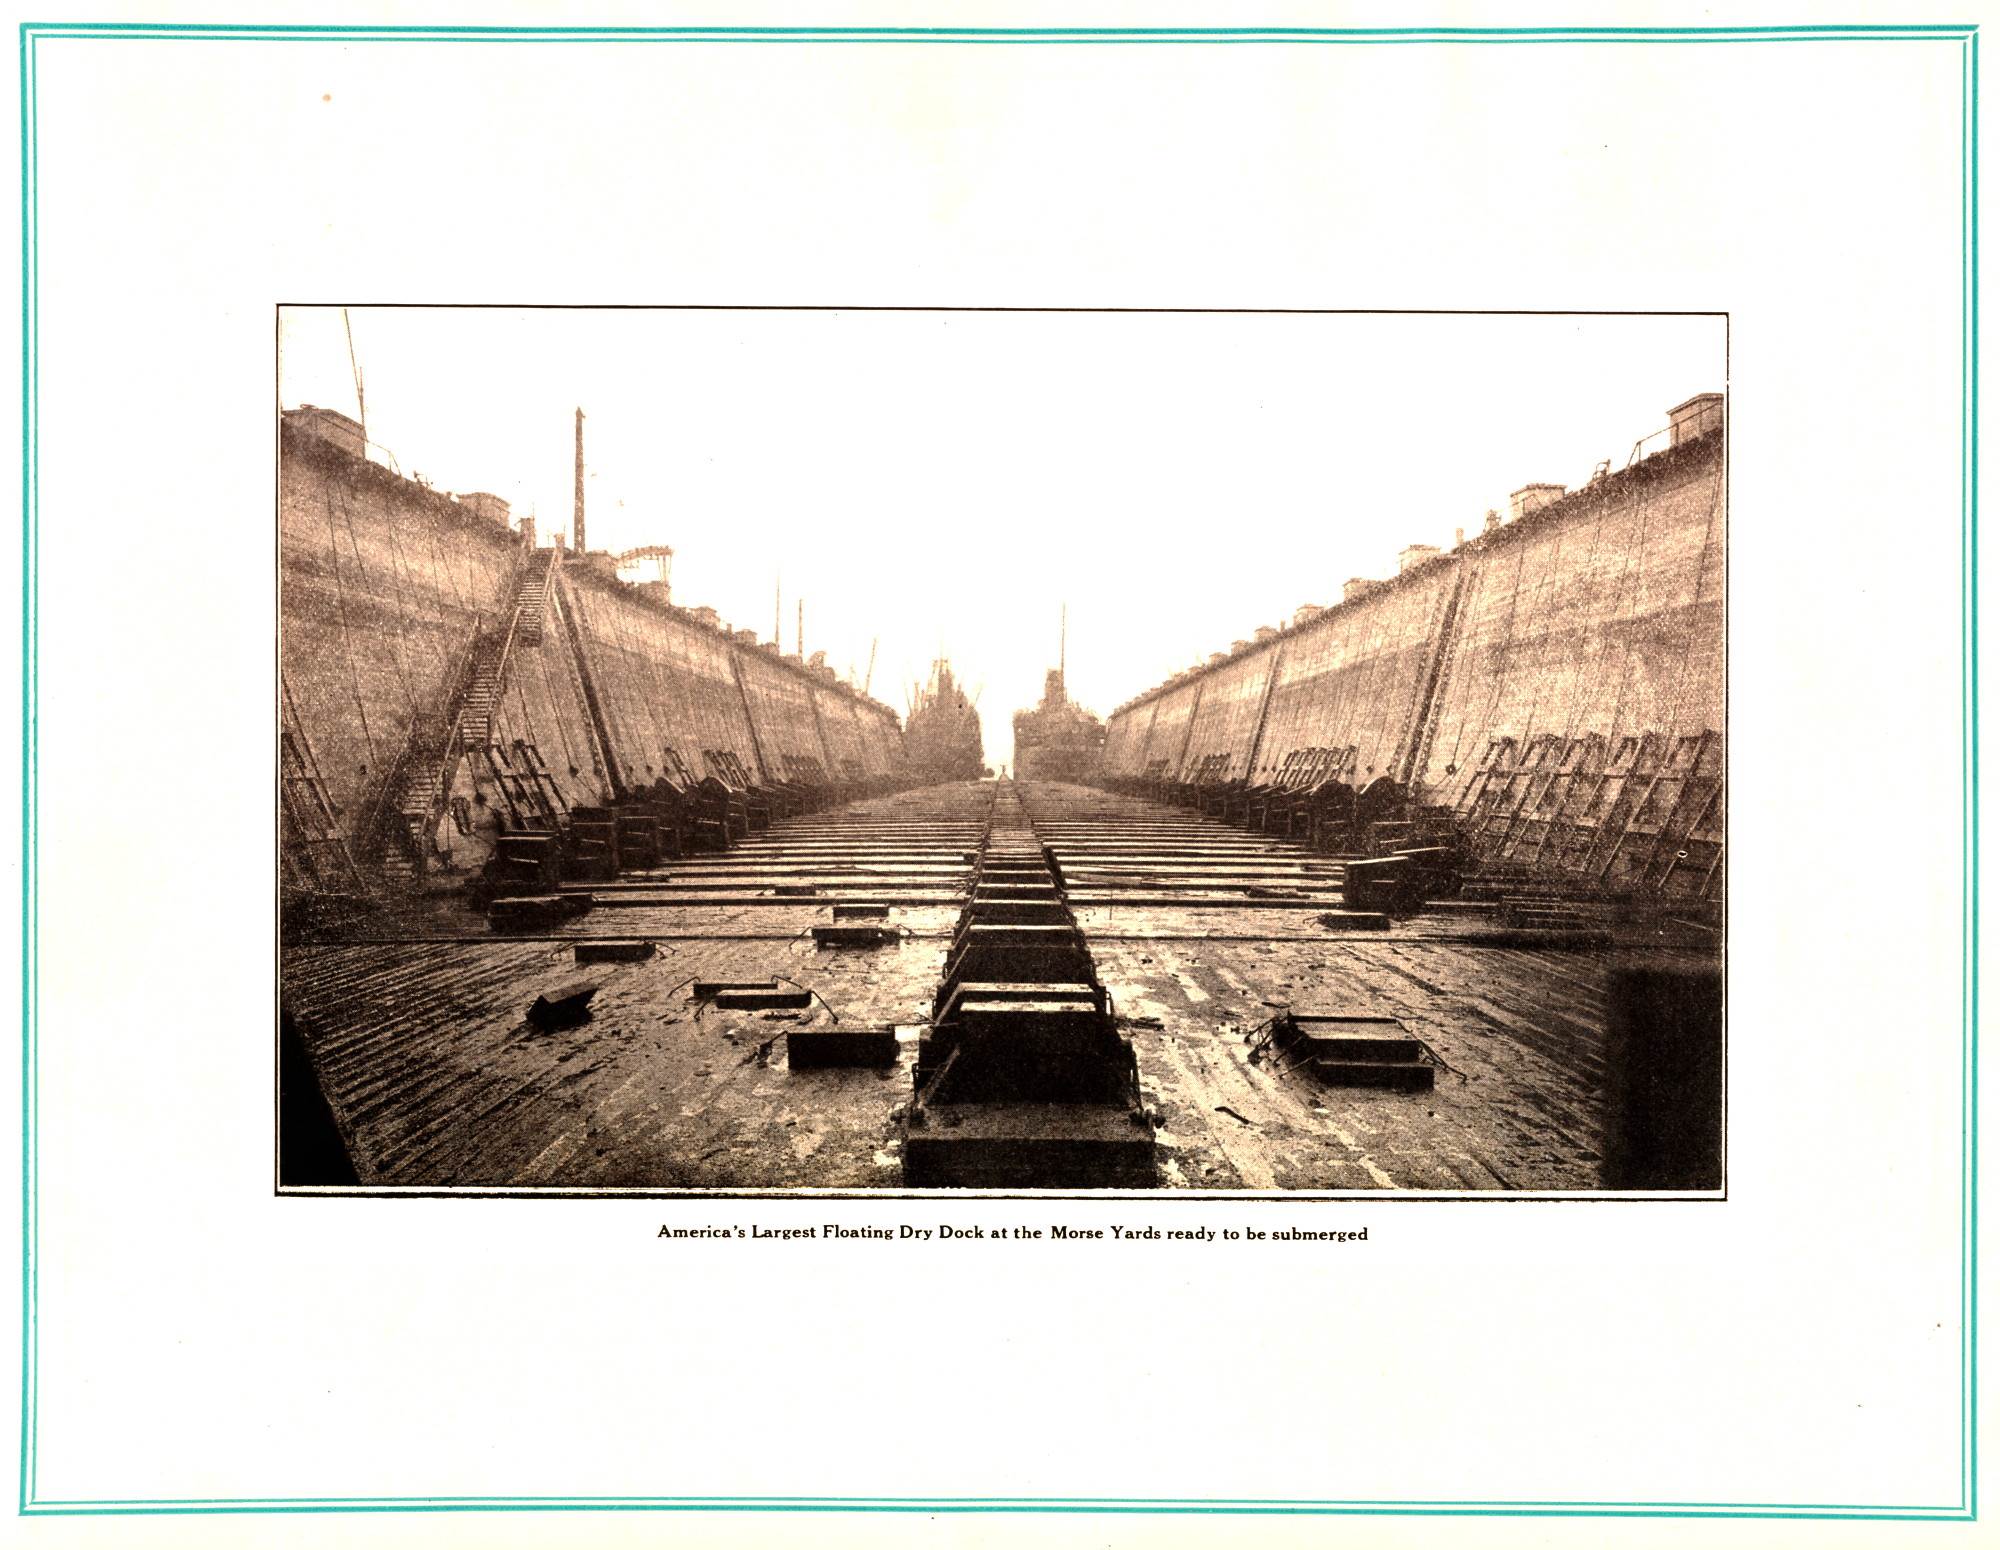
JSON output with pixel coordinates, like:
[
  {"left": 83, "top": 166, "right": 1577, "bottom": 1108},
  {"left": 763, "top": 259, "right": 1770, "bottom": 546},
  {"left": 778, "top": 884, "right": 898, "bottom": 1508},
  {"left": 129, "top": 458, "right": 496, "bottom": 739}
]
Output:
[{"left": 282, "top": 780, "right": 1714, "bottom": 1192}]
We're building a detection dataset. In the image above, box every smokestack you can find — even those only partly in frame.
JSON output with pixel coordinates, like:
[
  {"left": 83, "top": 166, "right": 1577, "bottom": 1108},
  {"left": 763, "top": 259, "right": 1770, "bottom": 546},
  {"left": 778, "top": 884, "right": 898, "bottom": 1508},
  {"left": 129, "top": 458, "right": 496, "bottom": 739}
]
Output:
[{"left": 573, "top": 408, "right": 586, "bottom": 555}]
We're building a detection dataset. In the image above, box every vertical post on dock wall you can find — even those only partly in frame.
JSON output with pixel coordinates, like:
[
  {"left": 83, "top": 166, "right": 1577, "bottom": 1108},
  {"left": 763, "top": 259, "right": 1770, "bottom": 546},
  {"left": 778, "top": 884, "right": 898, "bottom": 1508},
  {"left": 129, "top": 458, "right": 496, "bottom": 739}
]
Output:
[
  {"left": 573, "top": 407, "right": 586, "bottom": 556},
  {"left": 1174, "top": 682, "right": 1206, "bottom": 783},
  {"left": 1396, "top": 561, "right": 1468, "bottom": 790},
  {"left": 727, "top": 650, "right": 774, "bottom": 786},
  {"left": 1135, "top": 697, "right": 1163, "bottom": 777},
  {"left": 1241, "top": 639, "right": 1289, "bottom": 780}
]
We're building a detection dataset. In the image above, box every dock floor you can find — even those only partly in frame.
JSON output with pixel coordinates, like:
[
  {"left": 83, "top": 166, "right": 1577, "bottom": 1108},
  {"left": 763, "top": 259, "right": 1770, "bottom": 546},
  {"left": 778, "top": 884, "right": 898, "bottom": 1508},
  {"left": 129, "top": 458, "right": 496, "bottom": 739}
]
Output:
[{"left": 280, "top": 781, "right": 1718, "bottom": 1192}]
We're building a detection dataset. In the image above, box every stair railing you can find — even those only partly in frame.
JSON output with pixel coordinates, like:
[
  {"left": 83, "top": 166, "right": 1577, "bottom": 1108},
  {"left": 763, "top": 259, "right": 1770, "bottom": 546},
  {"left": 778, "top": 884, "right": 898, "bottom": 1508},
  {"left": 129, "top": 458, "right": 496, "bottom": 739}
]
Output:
[{"left": 361, "top": 611, "right": 487, "bottom": 862}]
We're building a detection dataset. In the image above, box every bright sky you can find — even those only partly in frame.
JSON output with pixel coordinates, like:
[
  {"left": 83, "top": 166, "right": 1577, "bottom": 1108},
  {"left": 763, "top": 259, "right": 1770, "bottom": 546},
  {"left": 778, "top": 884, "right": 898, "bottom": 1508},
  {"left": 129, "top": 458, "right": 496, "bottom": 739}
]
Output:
[{"left": 279, "top": 307, "right": 1722, "bottom": 768}]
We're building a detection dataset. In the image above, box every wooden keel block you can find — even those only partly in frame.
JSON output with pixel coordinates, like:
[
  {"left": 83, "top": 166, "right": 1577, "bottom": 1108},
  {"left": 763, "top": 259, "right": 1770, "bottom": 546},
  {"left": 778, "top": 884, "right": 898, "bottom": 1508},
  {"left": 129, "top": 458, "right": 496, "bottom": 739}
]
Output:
[
  {"left": 573, "top": 940, "right": 656, "bottom": 964},
  {"left": 1311, "top": 1059, "right": 1435, "bottom": 1092},
  {"left": 902, "top": 1102, "right": 1157, "bottom": 1188},
  {"left": 489, "top": 895, "right": 577, "bottom": 931},
  {"left": 710, "top": 988, "right": 814, "bottom": 1011},
  {"left": 786, "top": 1027, "right": 901, "bottom": 1068},
  {"left": 527, "top": 980, "right": 599, "bottom": 1030},
  {"left": 691, "top": 979, "right": 777, "bottom": 998},
  {"left": 811, "top": 924, "right": 899, "bottom": 948}
]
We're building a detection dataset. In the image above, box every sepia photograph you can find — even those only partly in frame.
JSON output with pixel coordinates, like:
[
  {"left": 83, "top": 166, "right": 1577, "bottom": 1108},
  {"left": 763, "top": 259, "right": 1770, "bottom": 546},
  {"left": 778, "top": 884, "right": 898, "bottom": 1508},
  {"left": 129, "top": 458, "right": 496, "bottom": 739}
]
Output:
[{"left": 278, "top": 305, "right": 1727, "bottom": 1195}]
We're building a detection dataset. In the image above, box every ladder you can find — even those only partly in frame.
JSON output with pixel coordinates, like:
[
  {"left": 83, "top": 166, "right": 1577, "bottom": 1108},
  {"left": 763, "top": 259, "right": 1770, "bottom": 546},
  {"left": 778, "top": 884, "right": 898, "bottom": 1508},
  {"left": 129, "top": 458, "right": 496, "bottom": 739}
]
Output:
[
  {"left": 461, "top": 548, "right": 558, "bottom": 745},
  {"left": 377, "top": 548, "right": 560, "bottom": 876},
  {"left": 486, "top": 739, "right": 567, "bottom": 831},
  {"left": 280, "top": 679, "right": 367, "bottom": 895}
]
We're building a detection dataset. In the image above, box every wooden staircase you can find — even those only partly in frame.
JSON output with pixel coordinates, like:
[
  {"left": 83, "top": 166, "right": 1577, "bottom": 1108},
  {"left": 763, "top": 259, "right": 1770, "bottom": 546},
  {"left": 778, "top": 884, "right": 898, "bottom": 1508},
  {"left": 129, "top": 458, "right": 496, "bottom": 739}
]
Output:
[
  {"left": 460, "top": 549, "right": 556, "bottom": 747},
  {"left": 377, "top": 547, "right": 562, "bottom": 881}
]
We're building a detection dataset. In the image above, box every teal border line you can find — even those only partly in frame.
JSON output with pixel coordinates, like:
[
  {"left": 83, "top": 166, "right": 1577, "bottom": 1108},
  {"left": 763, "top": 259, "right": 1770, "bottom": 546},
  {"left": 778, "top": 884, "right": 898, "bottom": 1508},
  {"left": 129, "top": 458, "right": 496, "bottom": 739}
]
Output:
[
  {"left": 15, "top": 21, "right": 1979, "bottom": 1522},
  {"left": 17, "top": 14, "right": 33, "bottom": 1526}
]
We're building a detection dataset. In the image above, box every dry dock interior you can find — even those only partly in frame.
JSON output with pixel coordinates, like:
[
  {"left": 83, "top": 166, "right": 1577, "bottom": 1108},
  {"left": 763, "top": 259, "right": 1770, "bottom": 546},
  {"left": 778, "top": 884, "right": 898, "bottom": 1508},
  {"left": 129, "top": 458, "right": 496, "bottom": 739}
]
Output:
[{"left": 279, "top": 391, "right": 1726, "bottom": 1193}]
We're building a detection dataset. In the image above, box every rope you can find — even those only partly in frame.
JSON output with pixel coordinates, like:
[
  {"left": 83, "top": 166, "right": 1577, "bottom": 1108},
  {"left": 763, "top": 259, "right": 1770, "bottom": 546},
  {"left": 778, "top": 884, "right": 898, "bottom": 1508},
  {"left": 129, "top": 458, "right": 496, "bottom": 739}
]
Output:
[
  {"left": 1652, "top": 452, "right": 1727, "bottom": 743},
  {"left": 775, "top": 977, "right": 843, "bottom": 1024},
  {"left": 373, "top": 475, "right": 431, "bottom": 725},
  {"left": 1413, "top": 1035, "right": 1471, "bottom": 1083},
  {"left": 535, "top": 640, "right": 580, "bottom": 777},
  {"left": 1599, "top": 464, "right": 1663, "bottom": 750},
  {"left": 1510, "top": 519, "right": 1574, "bottom": 755},
  {"left": 1621, "top": 454, "right": 1729, "bottom": 881},
  {"left": 1447, "top": 542, "right": 1529, "bottom": 776},
  {"left": 404, "top": 472, "right": 472, "bottom": 622},
  {"left": 329, "top": 475, "right": 430, "bottom": 763},
  {"left": 1553, "top": 501, "right": 1619, "bottom": 747},
  {"left": 1240, "top": 1010, "right": 1287, "bottom": 1060},
  {"left": 319, "top": 480, "right": 376, "bottom": 763}
]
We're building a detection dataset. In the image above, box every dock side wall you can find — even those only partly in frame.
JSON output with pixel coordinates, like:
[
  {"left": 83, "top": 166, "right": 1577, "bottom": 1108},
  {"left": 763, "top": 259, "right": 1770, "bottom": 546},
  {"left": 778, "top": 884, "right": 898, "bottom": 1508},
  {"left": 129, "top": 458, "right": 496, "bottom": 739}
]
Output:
[
  {"left": 812, "top": 686, "right": 898, "bottom": 780},
  {"left": 1101, "top": 698, "right": 1155, "bottom": 773},
  {"left": 281, "top": 430, "right": 905, "bottom": 865},
  {"left": 1415, "top": 436, "right": 1724, "bottom": 803},
  {"left": 478, "top": 583, "right": 610, "bottom": 811},
  {"left": 1256, "top": 563, "right": 1460, "bottom": 784},
  {"left": 280, "top": 426, "right": 524, "bottom": 829},
  {"left": 735, "top": 649, "right": 834, "bottom": 781},
  {"left": 1176, "top": 649, "right": 1278, "bottom": 781},
  {"left": 556, "top": 568, "right": 766, "bottom": 789},
  {"left": 1101, "top": 431, "right": 1725, "bottom": 807},
  {"left": 1133, "top": 680, "right": 1204, "bottom": 780}
]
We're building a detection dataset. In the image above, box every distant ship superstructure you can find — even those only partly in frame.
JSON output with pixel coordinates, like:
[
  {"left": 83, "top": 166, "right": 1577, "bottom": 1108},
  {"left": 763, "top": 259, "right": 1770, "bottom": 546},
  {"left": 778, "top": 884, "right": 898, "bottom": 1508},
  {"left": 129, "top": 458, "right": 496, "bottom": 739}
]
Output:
[
  {"left": 904, "top": 658, "right": 985, "bottom": 783},
  {"left": 1012, "top": 667, "right": 1106, "bottom": 782}
]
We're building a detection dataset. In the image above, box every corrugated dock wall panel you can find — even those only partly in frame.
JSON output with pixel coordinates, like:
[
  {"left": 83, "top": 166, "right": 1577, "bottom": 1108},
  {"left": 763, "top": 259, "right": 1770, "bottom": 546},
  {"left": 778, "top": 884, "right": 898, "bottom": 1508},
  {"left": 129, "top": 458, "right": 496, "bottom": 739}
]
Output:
[
  {"left": 1100, "top": 432, "right": 1725, "bottom": 813},
  {"left": 1101, "top": 704, "right": 1152, "bottom": 774},
  {"left": 1415, "top": 440, "right": 1724, "bottom": 805},
  {"left": 282, "top": 431, "right": 907, "bottom": 854},
  {"left": 1133, "top": 680, "right": 1203, "bottom": 779},
  {"left": 279, "top": 432, "right": 522, "bottom": 849},
  {"left": 1256, "top": 564, "right": 1458, "bottom": 784},
  {"left": 1176, "top": 648, "right": 1278, "bottom": 779},
  {"left": 479, "top": 585, "right": 609, "bottom": 810},
  {"left": 859, "top": 708, "right": 906, "bottom": 777},
  {"left": 812, "top": 689, "right": 902, "bottom": 779},
  {"left": 811, "top": 687, "right": 870, "bottom": 779},
  {"left": 557, "top": 571, "right": 765, "bottom": 789},
  {"left": 735, "top": 649, "right": 835, "bottom": 782}
]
